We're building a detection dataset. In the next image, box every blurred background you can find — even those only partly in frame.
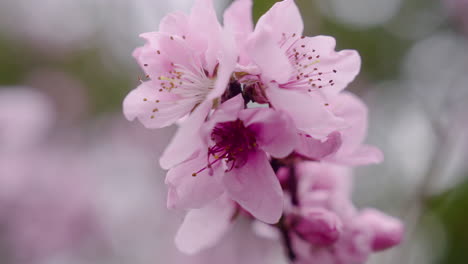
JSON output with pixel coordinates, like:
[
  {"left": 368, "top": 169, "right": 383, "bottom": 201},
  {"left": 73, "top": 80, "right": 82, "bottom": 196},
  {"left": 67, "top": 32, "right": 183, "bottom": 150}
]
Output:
[{"left": 0, "top": 0, "right": 467, "bottom": 263}]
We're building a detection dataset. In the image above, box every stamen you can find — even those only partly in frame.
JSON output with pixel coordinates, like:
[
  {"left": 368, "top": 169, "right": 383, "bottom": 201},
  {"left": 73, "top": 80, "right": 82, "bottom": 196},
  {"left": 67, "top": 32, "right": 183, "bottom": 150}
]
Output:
[
  {"left": 278, "top": 34, "right": 341, "bottom": 92},
  {"left": 192, "top": 120, "right": 258, "bottom": 176}
]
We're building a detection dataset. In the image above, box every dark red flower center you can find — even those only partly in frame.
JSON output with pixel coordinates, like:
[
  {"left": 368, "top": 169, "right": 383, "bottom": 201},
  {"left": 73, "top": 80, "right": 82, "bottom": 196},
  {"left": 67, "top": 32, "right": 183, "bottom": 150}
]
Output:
[{"left": 192, "top": 119, "right": 257, "bottom": 176}]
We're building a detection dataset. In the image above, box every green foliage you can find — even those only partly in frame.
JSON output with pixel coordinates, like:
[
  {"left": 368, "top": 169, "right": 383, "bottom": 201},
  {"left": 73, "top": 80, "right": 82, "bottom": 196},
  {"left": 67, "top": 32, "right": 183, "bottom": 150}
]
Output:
[
  {"left": 252, "top": 0, "right": 278, "bottom": 22},
  {"left": 429, "top": 179, "right": 468, "bottom": 264},
  {"left": 0, "top": 38, "right": 34, "bottom": 85},
  {"left": 250, "top": 0, "right": 410, "bottom": 81},
  {"left": 0, "top": 39, "right": 132, "bottom": 115},
  {"left": 60, "top": 49, "right": 133, "bottom": 114},
  {"left": 319, "top": 18, "right": 411, "bottom": 81}
]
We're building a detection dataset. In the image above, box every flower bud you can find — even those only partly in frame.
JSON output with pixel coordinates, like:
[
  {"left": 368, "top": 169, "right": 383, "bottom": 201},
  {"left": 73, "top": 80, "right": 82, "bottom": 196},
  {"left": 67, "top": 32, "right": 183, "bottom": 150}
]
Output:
[
  {"left": 291, "top": 208, "right": 342, "bottom": 246},
  {"left": 359, "top": 209, "right": 404, "bottom": 251}
]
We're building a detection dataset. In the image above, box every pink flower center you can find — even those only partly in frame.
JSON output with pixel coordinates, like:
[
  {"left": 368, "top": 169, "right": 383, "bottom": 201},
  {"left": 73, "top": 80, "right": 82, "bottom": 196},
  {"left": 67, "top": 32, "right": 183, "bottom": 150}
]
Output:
[
  {"left": 192, "top": 119, "right": 257, "bottom": 176},
  {"left": 279, "top": 33, "right": 338, "bottom": 92},
  {"left": 156, "top": 62, "right": 215, "bottom": 99}
]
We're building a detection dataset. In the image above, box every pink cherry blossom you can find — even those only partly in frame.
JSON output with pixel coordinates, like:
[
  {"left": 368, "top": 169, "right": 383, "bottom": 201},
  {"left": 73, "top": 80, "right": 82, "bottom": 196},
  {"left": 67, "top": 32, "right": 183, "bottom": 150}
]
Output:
[
  {"left": 248, "top": 0, "right": 361, "bottom": 96},
  {"left": 119, "top": 0, "right": 398, "bottom": 261},
  {"left": 123, "top": 0, "right": 237, "bottom": 129},
  {"left": 165, "top": 95, "right": 298, "bottom": 224},
  {"left": 238, "top": 0, "right": 360, "bottom": 139},
  {"left": 286, "top": 162, "right": 403, "bottom": 263}
]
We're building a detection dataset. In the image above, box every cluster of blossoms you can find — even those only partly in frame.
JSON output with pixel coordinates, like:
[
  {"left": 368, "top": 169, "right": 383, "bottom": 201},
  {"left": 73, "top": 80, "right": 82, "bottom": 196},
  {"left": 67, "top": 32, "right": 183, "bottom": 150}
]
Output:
[{"left": 123, "top": 0, "right": 404, "bottom": 262}]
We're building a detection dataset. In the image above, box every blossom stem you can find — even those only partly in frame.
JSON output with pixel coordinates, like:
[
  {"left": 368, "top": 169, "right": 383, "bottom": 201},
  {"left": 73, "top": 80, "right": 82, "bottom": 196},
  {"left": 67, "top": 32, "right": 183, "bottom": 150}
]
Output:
[
  {"left": 278, "top": 217, "right": 296, "bottom": 262},
  {"left": 288, "top": 165, "right": 299, "bottom": 206}
]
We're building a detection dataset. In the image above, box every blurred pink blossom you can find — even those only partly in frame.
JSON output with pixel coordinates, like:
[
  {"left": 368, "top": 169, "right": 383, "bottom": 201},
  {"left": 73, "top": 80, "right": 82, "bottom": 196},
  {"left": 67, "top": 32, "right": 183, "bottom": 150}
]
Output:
[
  {"left": 0, "top": 88, "right": 103, "bottom": 263},
  {"left": 288, "top": 162, "right": 404, "bottom": 264},
  {"left": 444, "top": 0, "right": 468, "bottom": 34},
  {"left": 0, "top": 87, "right": 55, "bottom": 153}
]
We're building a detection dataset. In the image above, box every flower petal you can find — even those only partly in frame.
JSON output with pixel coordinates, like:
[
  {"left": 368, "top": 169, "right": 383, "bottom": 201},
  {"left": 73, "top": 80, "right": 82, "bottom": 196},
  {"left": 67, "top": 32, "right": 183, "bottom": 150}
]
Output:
[
  {"left": 159, "top": 11, "right": 189, "bottom": 36},
  {"left": 255, "top": 0, "right": 303, "bottom": 42},
  {"left": 165, "top": 150, "right": 224, "bottom": 209},
  {"left": 325, "top": 92, "right": 384, "bottom": 165},
  {"left": 207, "top": 28, "right": 238, "bottom": 100},
  {"left": 223, "top": 151, "right": 283, "bottom": 224},
  {"left": 246, "top": 25, "right": 293, "bottom": 84},
  {"left": 175, "top": 195, "right": 235, "bottom": 254},
  {"left": 224, "top": 0, "right": 254, "bottom": 66},
  {"left": 200, "top": 95, "right": 244, "bottom": 145},
  {"left": 295, "top": 131, "right": 342, "bottom": 160},
  {"left": 239, "top": 108, "right": 298, "bottom": 158},
  {"left": 266, "top": 84, "right": 346, "bottom": 139},
  {"left": 122, "top": 82, "right": 194, "bottom": 129},
  {"left": 159, "top": 100, "right": 212, "bottom": 170},
  {"left": 224, "top": 0, "right": 253, "bottom": 36},
  {"left": 135, "top": 32, "right": 202, "bottom": 81},
  {"left": 328, "top": 145, "right": 384, "bottom": 166},
  {"left": 188, "top": 0, "right": 222, "bottom": 74},
  {"left": 330, "top": 92, "right": 368, "bottom": 151},
  {"left": 298, "top": 36, "right": 361, "bottom": 96}
]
